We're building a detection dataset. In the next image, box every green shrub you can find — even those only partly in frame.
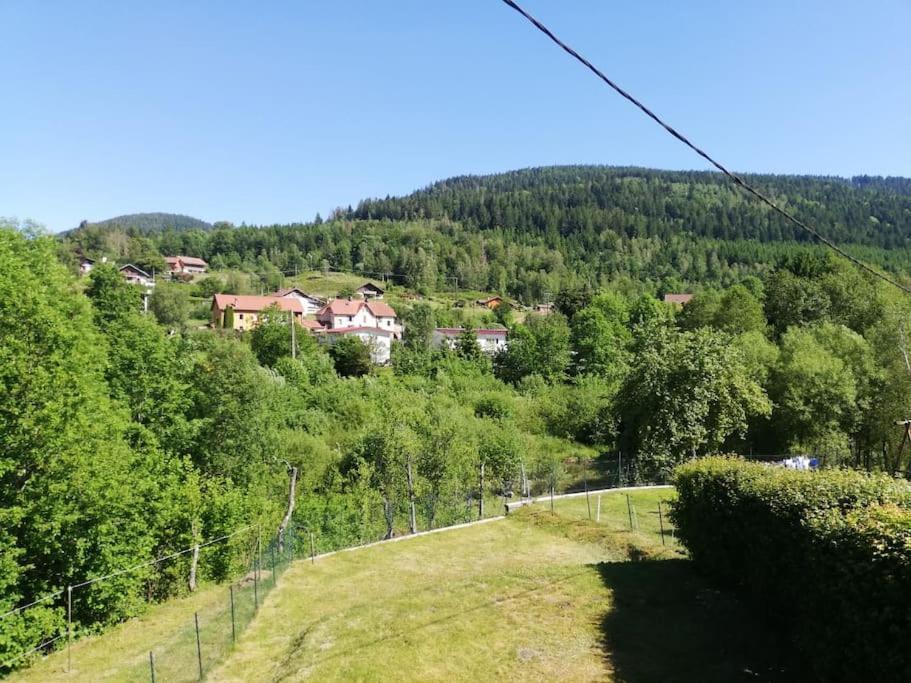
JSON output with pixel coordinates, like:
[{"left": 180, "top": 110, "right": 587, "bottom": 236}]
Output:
[
  {"left": 672, "top": 457, "right": 911, "bottom": 682},
  {"left": 473, "top": 393, "right": 513, "bottom": 420}
]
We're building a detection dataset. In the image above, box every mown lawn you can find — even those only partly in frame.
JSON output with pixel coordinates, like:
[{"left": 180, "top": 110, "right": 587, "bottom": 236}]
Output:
[
  {"left": 213, "top": 489, "right": 801, "bottom": 682},
  {"left": 13, "top": 489, "right": 802, "bottom": 682}
]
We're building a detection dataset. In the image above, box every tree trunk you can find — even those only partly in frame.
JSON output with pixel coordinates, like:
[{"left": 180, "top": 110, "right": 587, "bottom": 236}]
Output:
[
  {"left": 278, "top": 466, "right": 298, "bottom": 553},
  {"left": 383, "top": 496, "right": 394, "bottom": 539},
  {"left": 188, "top": 534, "right": 200, "bottom": 593}
]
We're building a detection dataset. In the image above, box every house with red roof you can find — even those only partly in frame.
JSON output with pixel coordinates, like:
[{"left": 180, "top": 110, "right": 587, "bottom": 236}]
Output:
[
  {"left": 476, "top": 296, "right": 504, "bottom": 310},
  {"left": 211, "top": 294, "right": 305, "bottom": 332},
  {"left": 663, "top": 293, "right": 694, "bottom": 306},
  {"left": 165, "top": 255, "right": 208, "bottom": 275},
  {"left": 314, "top": 298, "right": 400, "bottom": 363},
  {"left": 272, "top": 287, "right": 325, "bottom": 315},
  {"left": 119, "top": 264, "right": 155, "bottom": 287}
]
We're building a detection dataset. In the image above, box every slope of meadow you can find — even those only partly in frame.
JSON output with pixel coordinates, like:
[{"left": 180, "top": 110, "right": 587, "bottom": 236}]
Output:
[{"left": 12, "top": 489, "right": 801, "bottom": 682}]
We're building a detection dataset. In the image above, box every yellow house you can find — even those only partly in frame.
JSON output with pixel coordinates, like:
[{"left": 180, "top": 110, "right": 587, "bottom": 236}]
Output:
[{"left": 211, "top": 294, "right": 310, "bottom": 332}]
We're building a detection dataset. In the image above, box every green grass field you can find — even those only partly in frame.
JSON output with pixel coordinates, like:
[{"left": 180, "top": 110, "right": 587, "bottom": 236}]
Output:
[{"left": 13, "top": 488, "right": 802, "bottom": 682}]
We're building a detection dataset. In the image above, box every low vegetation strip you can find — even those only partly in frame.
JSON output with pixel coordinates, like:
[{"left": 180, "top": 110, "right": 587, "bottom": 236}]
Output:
[{"left": 672, "top": 457, "right": 911, "bottom": 682}]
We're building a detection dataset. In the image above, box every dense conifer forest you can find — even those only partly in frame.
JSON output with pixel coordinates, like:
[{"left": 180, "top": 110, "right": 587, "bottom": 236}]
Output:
[{"left": 64, "top": 166, "right": 911, "bottom": 302}]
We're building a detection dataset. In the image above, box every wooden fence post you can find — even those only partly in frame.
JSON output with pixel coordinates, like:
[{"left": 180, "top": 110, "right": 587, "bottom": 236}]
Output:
[
  {"left": 658, "top": 502, "right": 666, "bottom": 545},
  {"left": 230, "top": 585, "right": 236, "bottom": 643},
  {"left": 194, "top": 612, "right": 203, "bottom": 680},
  {"left": 585, "top": 478, "right": 592, "bottom": 519}
]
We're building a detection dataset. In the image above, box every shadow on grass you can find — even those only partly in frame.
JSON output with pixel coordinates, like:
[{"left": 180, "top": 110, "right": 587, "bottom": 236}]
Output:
[{"left": 594, "top": 559, "right": 804, "bottom": 683}]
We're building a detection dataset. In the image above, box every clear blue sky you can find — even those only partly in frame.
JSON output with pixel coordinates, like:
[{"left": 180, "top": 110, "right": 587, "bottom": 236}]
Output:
[{"left": 2, "top": 0, "right": 909, "bottom": 231}]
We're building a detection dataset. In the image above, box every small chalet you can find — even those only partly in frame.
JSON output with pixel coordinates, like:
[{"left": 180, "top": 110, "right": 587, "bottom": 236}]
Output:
[
  {"left": 432, "top": 327, "right": 508, "bottom": 355},
  {"left": 79, "top": 257, "right": 95, "bottom": 275},
  {"left": 272, "top": 287, "right": 324, "bottom": 315},
  {"left": 533, "top": 303, "right": 554, "bottom": 315},
  {"left": 119, "top": 264, "right": 155, "bottom": 287},
  {"left": 476, "top": 296, "right": 504, "bottom": 310},
  {"left": 165, "top": 255, "right": 208, "bottom": 275},
  {"left": 663, "top": 293, "right": 694, "bottom": 306},
  {"left": 211, "top": 294, "right": 305, "bottom": 332},
  {"left": 314, "top": 298, "right": 400, "bottom": 364},
  {"left": 356, "top": 282, "right": 385, "bottom": 300}
]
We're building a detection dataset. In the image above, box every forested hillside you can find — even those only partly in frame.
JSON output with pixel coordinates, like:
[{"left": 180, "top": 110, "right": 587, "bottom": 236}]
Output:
[
  {"left": 72, "top": 212, "right": 214, "bottom": 234},
  {"left": 61, "top": 166, "right": 911, "bottom": 302},
  {"left": 355, "top": 166, "right": 911, "bottom": 247}
]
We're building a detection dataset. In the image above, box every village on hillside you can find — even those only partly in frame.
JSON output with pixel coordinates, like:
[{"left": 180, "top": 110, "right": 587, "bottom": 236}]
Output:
[
  {"left": 81, "top": 253, "right": 519, "bottom": 364},
  {"left": 79, "top": 253, "right": 701, "bottom": 365}
]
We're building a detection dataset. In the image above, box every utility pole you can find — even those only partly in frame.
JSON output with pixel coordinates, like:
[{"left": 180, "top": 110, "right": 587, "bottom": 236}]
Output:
[{"left": 290, "top": 311, "right": 297, "bottom": 359}]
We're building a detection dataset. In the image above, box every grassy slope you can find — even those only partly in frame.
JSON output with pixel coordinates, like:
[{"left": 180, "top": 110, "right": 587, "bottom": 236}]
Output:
[
  {"left": 11, "top": 581, "right": 232, "bottom": 682},
  {"left": 213, "top": 489, "right": 800, "bottom": 682},
  {"left": 14, "top": 489, "right": 801, "bottom": 681}
]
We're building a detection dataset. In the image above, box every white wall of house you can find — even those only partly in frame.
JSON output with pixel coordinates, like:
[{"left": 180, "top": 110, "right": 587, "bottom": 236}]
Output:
[
  {"left": 477, "top": 333, "right": 507, "bottom": 354},
  {"left": 281, "top": 292, "right": 322, "bottom": 315},
  {"left": 431, "top": 329, "right": 507, "bottom": 354},
  {"left": 323, "top": 330, "right": 393, "bottom": 364}
]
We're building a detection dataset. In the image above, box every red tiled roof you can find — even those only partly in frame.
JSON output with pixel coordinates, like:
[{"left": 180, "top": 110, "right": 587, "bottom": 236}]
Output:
[
  {"left": 301, "top": 319, "right": 325, "bottom": 330},
  {"left": 317, "top": 299, "right": 363, "bottom": 316},
  {"left": 663, "top": 293, "right": 694, "bottom": 305},
  {"left": 316, "top": 299, "right": 397, "bottom": 318},
  {"left": 435, "top": 327, "right": 507, "bottom": 337},
  {"left": 366, "top": 300, "right": 396, "bottom": 317},
  {"left": 324, "top": 326, "right": 395, "bottom": 336},
  {"left": 178, "top": 255, "right": 207, "bottom": 267},
  {"left": 212, "top": 294, "right": 304, "bottom": 314},
  {"left": 165, "top": 255, "right": 207, "bottom": 267}
]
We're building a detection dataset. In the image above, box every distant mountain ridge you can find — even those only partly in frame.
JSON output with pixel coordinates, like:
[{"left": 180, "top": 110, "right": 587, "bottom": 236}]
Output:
[
  {"left": 72, "top": 212, "right": 214, "bottom": 234},
  {"left": 353, "top": 165, "right": 911, "bottom": 249}
]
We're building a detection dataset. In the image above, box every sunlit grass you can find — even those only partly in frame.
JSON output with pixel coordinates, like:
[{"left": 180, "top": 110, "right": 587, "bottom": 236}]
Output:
[{"left": 14, "top": 488, "right": 802, "bottom": 682}]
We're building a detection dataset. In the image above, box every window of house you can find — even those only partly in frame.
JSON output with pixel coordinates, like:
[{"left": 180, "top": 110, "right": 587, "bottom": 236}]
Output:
[{"left": 238, "top": 313, "right": 244, "bottom": 320}]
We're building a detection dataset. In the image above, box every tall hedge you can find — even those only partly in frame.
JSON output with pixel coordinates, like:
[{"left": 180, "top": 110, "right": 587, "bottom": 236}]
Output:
[{"left": 672, "top": 457, "right": 911, "bottom": 682}]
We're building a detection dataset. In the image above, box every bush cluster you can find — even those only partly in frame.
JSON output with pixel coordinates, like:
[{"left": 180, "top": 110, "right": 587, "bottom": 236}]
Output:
[{"left": 672, "top": 457, "right": 911, "bottom": 682}]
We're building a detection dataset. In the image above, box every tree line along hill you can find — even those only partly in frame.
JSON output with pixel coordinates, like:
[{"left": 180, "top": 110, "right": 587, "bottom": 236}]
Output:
[{"left": 61, "top": 165, "right": 911, "bottom": 304}]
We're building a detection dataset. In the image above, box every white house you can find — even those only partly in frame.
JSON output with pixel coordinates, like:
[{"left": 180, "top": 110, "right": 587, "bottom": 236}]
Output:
[
  {"left": 432, "top": 327, "right": 508, "bottom": 355},
  {"left": 119, "top": 264, "right": 155, "bottom": 287},
  {"left": 164, "top": 255, "right": 208, "bottom": 275},
  {"left": 356, "top": 282, "right": 385, "bottom": 300},
  {"left": 313, "top": 298, "right": 400, "bottom": 363},
  {"left": 273, "top": 287, "right": 324, "bottom": 315},
  {"left": 315, "top": 299, "right": 400, "bottom": 334},
  {"left": 79, "top": 257, "right": 95, "bottom": 275},
  {"left": 323, "top": 326, "right": 397, "bottom": 364}
]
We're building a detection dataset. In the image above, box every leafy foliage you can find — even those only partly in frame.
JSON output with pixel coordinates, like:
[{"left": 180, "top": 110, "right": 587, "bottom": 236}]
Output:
[{"left": 672, "top": 457, "right": 911, "bottom": 682}]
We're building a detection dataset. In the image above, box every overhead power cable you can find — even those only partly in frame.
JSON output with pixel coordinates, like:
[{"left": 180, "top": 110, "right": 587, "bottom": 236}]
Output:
[{"left": 498, "top": 0, "right": 911, "bottom": 295}]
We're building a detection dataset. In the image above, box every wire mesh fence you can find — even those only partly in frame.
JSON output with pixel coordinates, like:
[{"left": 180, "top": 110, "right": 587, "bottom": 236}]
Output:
[
  {"left": 141, "top": 527, "right": 297, "bottom": 682},
  {"left": 527, "top": 486, "right": 679, "bottom": 549},
  {"left": 2, "top": 461, "right": 672, "bottom": 680}
]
